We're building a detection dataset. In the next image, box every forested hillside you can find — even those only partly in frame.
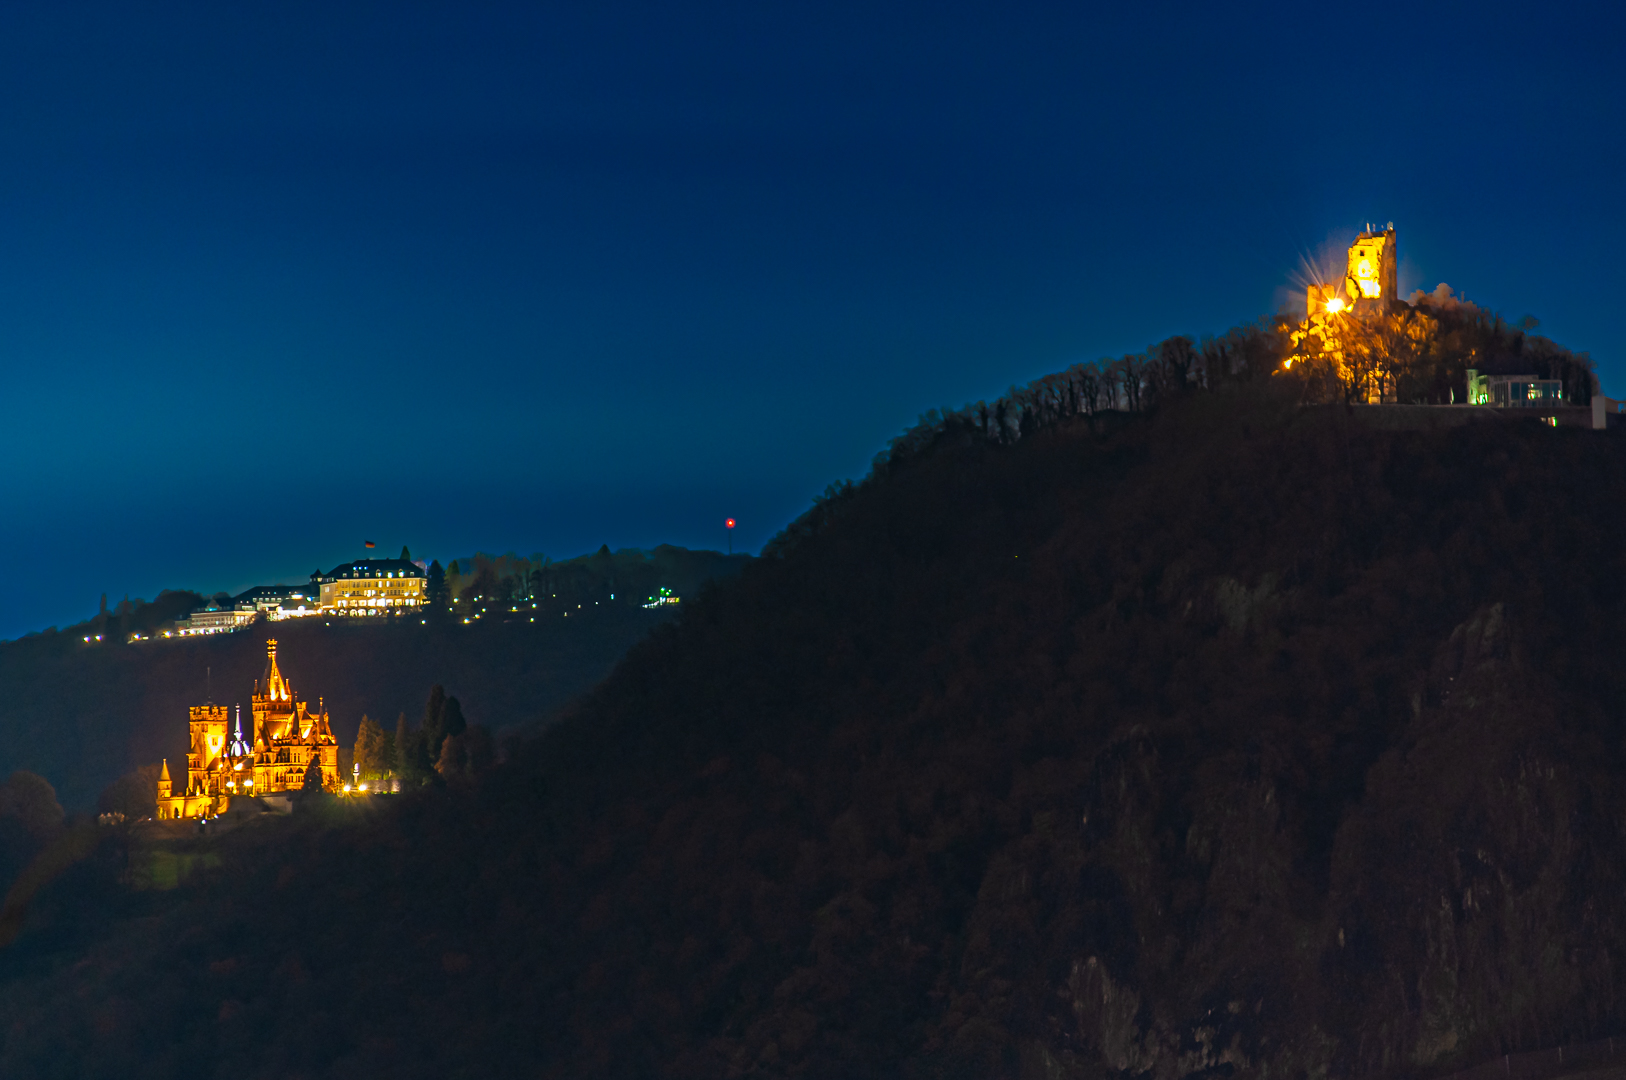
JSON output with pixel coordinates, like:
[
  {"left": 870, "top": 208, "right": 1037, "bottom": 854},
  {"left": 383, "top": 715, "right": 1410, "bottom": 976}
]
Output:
[
  {"left": 0, "top": 546, "right": 747, "bottom": 810},
  {"left": 1, "top": 371, "right": 1624, "bottom": 1079}
]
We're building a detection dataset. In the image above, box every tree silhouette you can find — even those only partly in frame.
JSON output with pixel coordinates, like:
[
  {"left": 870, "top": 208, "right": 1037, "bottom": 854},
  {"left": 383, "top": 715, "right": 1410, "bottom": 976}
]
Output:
[
  {"left": 440, "top": 697, "right": 467, "bottom": 744},
  {"left": 435, "top": 725, "right": 494, "bottom": 784},
  {"left": 394, "top": 713, "right": 425, "bottom": 788},
  {"left": 97, "top": 764, "right": 160, "bottom": 821},
  {"left": 353, "top": 715, "right": 388, "bottom": 781},
  {"left": 426, "top": 560, "right": 448, "bottom": 619},
  {"left": 0, "top": 772, "right": 65, "bottom": 839},
  {"left": 422, "top": 685, "right": 447, "bottom": 753}
]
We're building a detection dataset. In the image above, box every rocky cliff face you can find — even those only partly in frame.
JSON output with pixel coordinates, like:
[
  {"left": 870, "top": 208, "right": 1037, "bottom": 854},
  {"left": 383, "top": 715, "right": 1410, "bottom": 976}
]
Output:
[
  {"left": 1008, "top": 598, "right": 1620, "bottom": 1080},
  {"left": 1321, "top": 601, "right": 1623, "bottom": 1076},
  {"left": 2, "top": 392, "right": 1624, "bottom": 1079}
]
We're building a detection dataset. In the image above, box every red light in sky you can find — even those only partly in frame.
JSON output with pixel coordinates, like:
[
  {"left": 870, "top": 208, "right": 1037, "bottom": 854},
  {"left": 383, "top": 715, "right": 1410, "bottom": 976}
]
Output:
[{"left": 725, "top": 518, "right": 736, "bottom": 529}]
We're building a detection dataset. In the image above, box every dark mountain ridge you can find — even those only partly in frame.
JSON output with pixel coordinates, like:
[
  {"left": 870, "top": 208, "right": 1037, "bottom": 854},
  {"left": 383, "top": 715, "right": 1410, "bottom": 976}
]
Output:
[{"left": 1, "top": 380, "right": 1624, "bottom": 1078}]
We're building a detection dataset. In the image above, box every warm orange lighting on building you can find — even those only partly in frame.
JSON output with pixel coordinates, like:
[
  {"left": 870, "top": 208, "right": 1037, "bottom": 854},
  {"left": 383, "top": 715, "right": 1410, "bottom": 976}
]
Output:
[
  {"left": 1344, "top": 225, "right": 1396, "bottom": 304},
  {"left": 156, "top": 640, "right": 340, "bottom": 819},
  {"left": 1288, "top": 223, "right": 1418, "bottom": 402},
  {"left": 318, "top": 559, "right": 428, "bottom": 617}
]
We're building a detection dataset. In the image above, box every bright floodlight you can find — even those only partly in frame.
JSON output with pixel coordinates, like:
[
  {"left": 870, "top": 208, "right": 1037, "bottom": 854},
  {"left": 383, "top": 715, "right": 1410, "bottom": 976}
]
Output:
[{"left": 1326, "top": 297, "right": 1346, "bottom": 314}]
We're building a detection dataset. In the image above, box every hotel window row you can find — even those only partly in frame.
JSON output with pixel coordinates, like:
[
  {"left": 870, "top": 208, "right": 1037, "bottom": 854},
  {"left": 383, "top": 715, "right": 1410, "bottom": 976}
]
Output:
[{"left": 316, "top": 559, "right": 429, "bottom": 616}]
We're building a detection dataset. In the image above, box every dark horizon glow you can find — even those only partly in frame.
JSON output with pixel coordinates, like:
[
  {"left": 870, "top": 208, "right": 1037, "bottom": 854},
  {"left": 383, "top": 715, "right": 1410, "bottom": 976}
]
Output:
[{"left": 2, "top": 2, "right": 1621, "bottom": 639}]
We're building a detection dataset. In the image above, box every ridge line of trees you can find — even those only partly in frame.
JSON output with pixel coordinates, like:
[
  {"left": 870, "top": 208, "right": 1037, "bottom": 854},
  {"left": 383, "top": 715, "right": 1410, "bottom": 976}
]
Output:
[{"left": 766, "top": 300, "right": 1597, "bottom": 560}]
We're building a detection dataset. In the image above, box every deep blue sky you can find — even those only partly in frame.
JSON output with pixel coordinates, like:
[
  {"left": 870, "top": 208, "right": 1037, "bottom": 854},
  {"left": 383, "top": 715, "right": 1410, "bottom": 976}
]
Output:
[{"left": 1, "top": 2, "right": 1621, "bottom": 639}]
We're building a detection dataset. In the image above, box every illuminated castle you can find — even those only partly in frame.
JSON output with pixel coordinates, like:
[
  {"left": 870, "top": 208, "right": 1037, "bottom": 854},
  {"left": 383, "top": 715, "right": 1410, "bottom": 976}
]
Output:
[
  {"left": 156, "top": 639, "right": 340, "bottom": 820},
  {"left": 1286, "top": 222, "right": 1423, "bottom": 403},
  {"left": 1307, "top": 222, "right": 1397, "bottom": 317}
]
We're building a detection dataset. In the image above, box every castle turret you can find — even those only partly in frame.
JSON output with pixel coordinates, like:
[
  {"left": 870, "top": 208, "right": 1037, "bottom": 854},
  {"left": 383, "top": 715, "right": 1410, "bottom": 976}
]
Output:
[
  {"left": 228, "top": 704, "right": 251, "bottom": 758},
  {"left": 253, "top": 639, "right": 299, "bottom": 743},
  {"left": 263, "top": 639, "right": 290, "bottom": 702},
  {"left": 1344, "top": 223, "right": 1397, "bottom": 307},
  {"left": 157, "top": 758, "right": 172, "bottom": 801}
]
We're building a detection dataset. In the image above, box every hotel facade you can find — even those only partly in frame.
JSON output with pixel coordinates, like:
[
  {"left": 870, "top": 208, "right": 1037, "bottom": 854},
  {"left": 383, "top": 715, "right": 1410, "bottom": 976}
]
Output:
[{"left": 318, "top": 558, "right": 428, "bottom": 616}]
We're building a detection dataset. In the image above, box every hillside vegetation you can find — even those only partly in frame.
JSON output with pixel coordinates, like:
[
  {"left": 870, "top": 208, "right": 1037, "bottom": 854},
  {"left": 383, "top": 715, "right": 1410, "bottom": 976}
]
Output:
[
  {"left": 0, "top": 545, "right": 746, "bottom": 809},
  {"left": 1, "top": 369, "right": 1624, "bottom": 1078}
]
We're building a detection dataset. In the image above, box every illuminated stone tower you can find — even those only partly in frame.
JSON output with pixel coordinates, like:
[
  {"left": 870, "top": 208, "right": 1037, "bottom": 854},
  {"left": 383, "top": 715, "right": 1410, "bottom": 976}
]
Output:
[
  {"left": 186, "top": 704, "right": 230, "bottom": 796},
  {"left": 157, "top": 703, "right": 241, "bottom": 819},
  {"left": 250, "top": 639, "right": 339, "bottom": 794},
  {"left": 1344, "top": 223, "right": 1397, "bottom": 306}
]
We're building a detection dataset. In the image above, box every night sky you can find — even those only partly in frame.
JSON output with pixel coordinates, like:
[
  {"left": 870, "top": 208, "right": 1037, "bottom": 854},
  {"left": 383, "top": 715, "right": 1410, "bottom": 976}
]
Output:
[{"left": 1, "top": 2, "right": 1620, "bottom": 640}]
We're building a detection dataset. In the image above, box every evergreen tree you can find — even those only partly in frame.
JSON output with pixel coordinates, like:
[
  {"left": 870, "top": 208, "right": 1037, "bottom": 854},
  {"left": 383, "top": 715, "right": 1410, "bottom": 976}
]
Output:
[
  {"left": 353, "top": 715, "right": 388, "bottom": 780},
  {"left": 426, "top": 560, "right": 448, "bottom": 616},
  {"left": 394, "top": 711, "right": 436, "bottom": 788},
  {"left": 422, "top": 685, "right": 448, "bottom": 759},
  {"left": 400, "top": 545, "right": 412, "bottom": 562},
  {"left": 434, "top": 725, "right": 494, "bottom": 784},
  {"left": 393, "top": 713, "right": 426, "bottom": 787},
  {"left": 300, "top": 759, "right": 324, "bottom": 791},
  {"left": 380, "top": 716, "right": 399, "bottom": 777},
  {"left": 434, "top": 733, "right": 464, "bottom": 783},
  {"left": 441, "top": 697, "right": 467, "bottom": 743},
  {"left": 445, "top": 560, "right": 464, "bottom": 608},
  {"left": 393, "top": 713, "right": 412, "bottom": 778}
]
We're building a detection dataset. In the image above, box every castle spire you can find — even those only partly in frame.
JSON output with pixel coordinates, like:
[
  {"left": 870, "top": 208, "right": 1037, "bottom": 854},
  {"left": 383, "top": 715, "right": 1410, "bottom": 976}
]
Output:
[
  {"left": 228, "top": 704, "right": 251, "bottom": 758},
  {"left": 263, "top": 639, "right": 290, "bottom": 703}
]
